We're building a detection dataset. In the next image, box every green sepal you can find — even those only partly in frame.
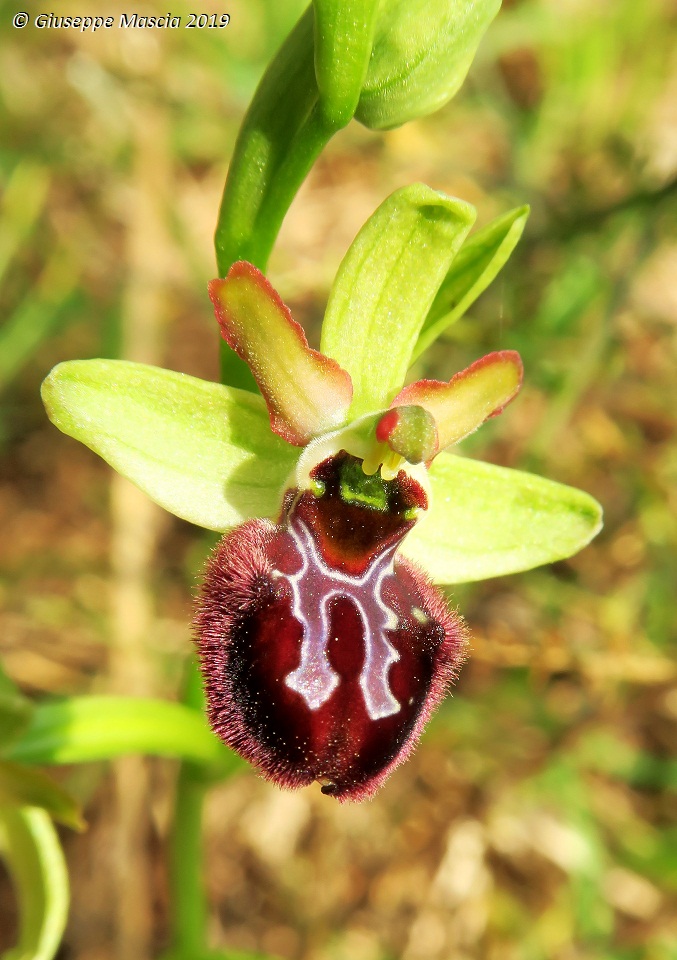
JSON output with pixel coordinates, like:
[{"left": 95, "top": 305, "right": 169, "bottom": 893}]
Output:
[
  {"left": 414, "top": 205, "right": 530, "bottom": 360},
  {"left": 0, "top": 664, "right": 33, "bottom": 748},
  {"left": 0, "top": 806, "right": 69, "bottom": 960},
  {"left": 313, "top": 0, "right": 380, "bottom": 125},
  {"left": 401, "top": 452, "right": 603, "bottom": 583},
  {"left": 6, "top": 697, "right": 242, "bottom": 779},
  {"left": 356, "top": 0, "right": 502, "bottom": 130},
  {"left": 320, "top": 184, "right": 476, "bottom": 417},
  {"left": 0, "top": 761, "right": 84, "bottom": 832},
  {"left": 41, "top": 360, "right": 298, "bottom": 532}
]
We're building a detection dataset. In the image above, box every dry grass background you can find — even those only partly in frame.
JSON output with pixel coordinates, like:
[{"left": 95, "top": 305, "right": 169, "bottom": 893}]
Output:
[{"left": 1, "top": 0, "right": 677, "bottom": 958}]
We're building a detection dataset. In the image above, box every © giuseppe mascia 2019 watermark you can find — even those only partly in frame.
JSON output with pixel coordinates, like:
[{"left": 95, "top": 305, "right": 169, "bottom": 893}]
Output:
[{"left": 12, "top": 11, "right": 230, "bottom": 30}]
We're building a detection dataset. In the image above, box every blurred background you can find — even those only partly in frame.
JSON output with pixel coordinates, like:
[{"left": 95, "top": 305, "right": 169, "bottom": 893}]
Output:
[{"left": 1, "top": 0, "right": 677, "bottom": 957}]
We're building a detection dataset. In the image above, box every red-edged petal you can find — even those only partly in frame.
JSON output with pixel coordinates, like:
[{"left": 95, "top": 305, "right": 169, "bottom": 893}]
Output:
[
  {"left": 209, "top": 262, "right": 353, "bottom": 445},
  {"left": 392, "top": 350, "right": 523, "bottom": 455}
]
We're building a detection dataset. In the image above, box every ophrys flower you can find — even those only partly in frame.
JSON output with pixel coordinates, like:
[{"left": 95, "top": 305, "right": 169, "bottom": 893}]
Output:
[{"left": 41, "top": 185, "right": 602, "bottom": 800}]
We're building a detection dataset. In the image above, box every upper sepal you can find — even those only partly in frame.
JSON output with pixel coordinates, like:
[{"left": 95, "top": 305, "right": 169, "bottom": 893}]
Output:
[{"left": 210, "top": 262, "right": 353, "bottom": 445}]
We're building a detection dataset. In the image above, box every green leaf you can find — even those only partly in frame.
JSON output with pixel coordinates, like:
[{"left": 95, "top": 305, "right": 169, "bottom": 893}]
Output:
[
  {"left": 6, "top": 697, "right": 242, "bottom": 777},
  {"left": 41, "top": 360, "right": 298, "bottom": 532},
  {"left": 313, "top": 0, "right": 380, "bottom": 126},
  {"left": 0, "top": 665, "right": 33, "bottom": 748},
  {"left": 414, "top": 205, "right": 530, "bottom": 360},
  {"left": 0, "top": 763, "right": 84, "bottom": 832},
  {"left": 401, "top": 452, "right": 603, "bottom": 583},
  {"left": 320, "top": 184, "right": 476, "bottom": 418},
  {"left": 0, "top": 806, "right": 69, "bottom": 960},
  {"left": 356, "top": 0, "right": 502, "bottom": 130}
]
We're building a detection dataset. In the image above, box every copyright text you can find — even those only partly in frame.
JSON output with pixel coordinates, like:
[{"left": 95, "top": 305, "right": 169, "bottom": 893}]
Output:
[{"left": 12, "top": 12, "right": 231, "bottom": 30}]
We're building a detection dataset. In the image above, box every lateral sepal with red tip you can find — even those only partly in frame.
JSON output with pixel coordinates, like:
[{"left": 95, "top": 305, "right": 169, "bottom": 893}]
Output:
[{"left": 209, "top": 262, "right": 353, "bottom": 446}]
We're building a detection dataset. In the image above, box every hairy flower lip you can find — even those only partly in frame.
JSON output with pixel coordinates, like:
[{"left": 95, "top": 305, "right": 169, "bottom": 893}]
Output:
[{"left": 194, "top": 452, "right": 467, "bottom": 801}]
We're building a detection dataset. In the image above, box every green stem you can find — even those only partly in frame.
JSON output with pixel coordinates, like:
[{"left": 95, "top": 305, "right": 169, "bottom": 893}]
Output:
[
  {"left": 214, "top": 6, "right": 344, "bottom": 390},
  {"left": 214, "top": 7, "right": 339, "bottom": 276},
  {"left": 167, "top": 659, "right": 210, "bottom": 959}
]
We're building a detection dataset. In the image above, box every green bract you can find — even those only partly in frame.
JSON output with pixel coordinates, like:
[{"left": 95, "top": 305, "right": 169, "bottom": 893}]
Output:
[{"left": 42, "top": 185, "right": 602, "bottom": 585}]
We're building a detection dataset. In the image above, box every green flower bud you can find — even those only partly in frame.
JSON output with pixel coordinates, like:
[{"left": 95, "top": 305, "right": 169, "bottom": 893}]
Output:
[{"left": 356, "top": 0, "right": 501, "bottom": 130}]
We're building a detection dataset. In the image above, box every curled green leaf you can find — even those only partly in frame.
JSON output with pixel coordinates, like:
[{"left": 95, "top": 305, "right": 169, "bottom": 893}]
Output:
[
  {"left": 0, "top": 806, "right": 69, "bottom": 960},
  {"left": 41, "top": 360, "right": 298, "bottom": 532}
]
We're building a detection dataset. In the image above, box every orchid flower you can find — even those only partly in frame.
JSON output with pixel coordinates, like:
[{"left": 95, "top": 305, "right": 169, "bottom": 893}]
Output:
[{"left": 41, "top": 185, "right": 602, "bottom": 801}]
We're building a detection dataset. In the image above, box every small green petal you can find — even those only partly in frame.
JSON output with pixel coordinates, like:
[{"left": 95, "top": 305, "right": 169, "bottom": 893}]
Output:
[
  {"left": 401, "top": 452, "right": 603, "bottom": 584},
  {"left": 210, "top": 262, "right": 353, "bottom": 445},
  {"left": 414, "top": 205, "right": 530, "bottom": 361},
  {"left": 0, "top": 807, "right": 69, "bottom": 960},
  {"left": 393, "top": 351, "right": 523, "bottom": 452},
  {"left": 41, "top": 360, "right": 298, "bottom": 531},
  {"left": 321, "top": 184, "right": 476, "bottom": 418}
]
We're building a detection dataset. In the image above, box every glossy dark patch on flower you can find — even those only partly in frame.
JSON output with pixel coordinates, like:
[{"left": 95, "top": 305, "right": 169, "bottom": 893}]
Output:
[{"left": 195, "top": 454, "right": 466, "bottom": 801}]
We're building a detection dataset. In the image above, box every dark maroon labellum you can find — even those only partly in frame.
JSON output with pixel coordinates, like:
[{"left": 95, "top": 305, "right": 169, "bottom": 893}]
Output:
[{"left": 195, "top": 452, "right": 466, "bottom": 801}]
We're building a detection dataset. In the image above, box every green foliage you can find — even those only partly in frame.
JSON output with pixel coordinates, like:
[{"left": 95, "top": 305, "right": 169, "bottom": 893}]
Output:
[
  {"left": 0, "top": 763, "right": 84, "bottom": 832},
  {"left": 0, "top": 664, "right": 32, "bottom": 747},
  {"left": 313, "top": 0, "right": 379, "bottom": 126},
  {"left": 0, "top": 807, "right": 69, "bottom": 960},
  {"left": 5, "top": 695, "right": 241, "bottom": 776}
]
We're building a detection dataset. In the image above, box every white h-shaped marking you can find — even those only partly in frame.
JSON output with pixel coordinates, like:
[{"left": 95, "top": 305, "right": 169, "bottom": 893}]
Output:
[{"left": 277, "top": 518, "right": 401, "bottom": 720}]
